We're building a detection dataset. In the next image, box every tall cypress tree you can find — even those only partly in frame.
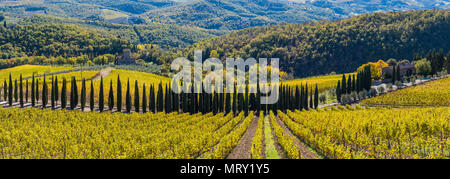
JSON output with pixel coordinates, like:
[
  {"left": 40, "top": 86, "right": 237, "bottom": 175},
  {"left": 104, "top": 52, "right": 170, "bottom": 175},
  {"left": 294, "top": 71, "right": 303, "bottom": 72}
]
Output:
[
  {"left": 341, "top": 75, "right": 346, "bottom": 94},
  {"left": 314, "top": 84, "right": 319, "bottom": 109},
  {"left": 4, "top": 79, "right": 7, "bottom": 102},
  {"left": 25, "top": 79, "right": 28, "bottom": 103},
  {"left": 149, "top": 85, "right": 155, "bottom": 113},
  {"left": 352, "top": 74, "right": 356, "bottom": 92},
  {"left": 31, "top": 75, "right": 35, "bottom": 107},
  {"left": 70, "top": 77, "right": 78, "bottom": 110},
  {"left": 156, "top": 83, "right": 163, "bottom": 113},
  {"left": 212, "top": 89, "right": 218, "bottom": 114},
  {"left": 232, "top": 84, "right": 237, "bottom": 115},
  {"left": 8, "top": 74, "right": 12, "bottom": 106},
  {"left": 90, "top": 80, "right": 94, "bottom": 111},
  {"left": 116, "top": 75, "right": 122, "bottom": 112},
  {"left": 238, "top": 86, "right": 244, "bottom": 113},
  {"left": 14, "top": 79, "right": 18, "bottom": 103},
  {"left": 54, "top": 76, "right": 58, "bottom": 106},
  {"left": 336, "top": 81, "right": 341, "bottom": 103},
  {"left": 304, "top": 84, "right": 309, "bottom": 110},
  {"left": 134, "top": 80, "right": 140, "bottom": 113},
  {"left": 142, "top": 84, "right": 147, "bottom": 113},
  {"left": 99, "top": 77, "right": 104, "bottom": 112},
  {"left": 35, "top": 78, "right": 39, "bottom": 103},
  {"left": 61, "top": 78, "right": 67, "bottom": 110},
  {"left": 126, "top": 79, "right": 131, "bottom": 113},
  {"left": 51, "top": 76, "right": 55, "bottom": 109},
  {"left": 244, "top": 85, "right": 249, "bottom": 116},
  {"left": 19, "top": 74, "right": 23, "bottom": 107},
  {"left": 396, "top": 65, "right": 401, "bottom": 82},
  {"left": 42, "top": 75, "right": 48, "bottom": 108},
  {"left": 81, "top": 78, "right": 86, "bottom": 111},
  {"left": 347, "top": 75, "right": 352, "bottom": 93},
  {"left": 225, "top": 91, "right": 231, "bottom": 114},
  {"left": 108, "top": 80, "right": 114, "bottom": 111}
]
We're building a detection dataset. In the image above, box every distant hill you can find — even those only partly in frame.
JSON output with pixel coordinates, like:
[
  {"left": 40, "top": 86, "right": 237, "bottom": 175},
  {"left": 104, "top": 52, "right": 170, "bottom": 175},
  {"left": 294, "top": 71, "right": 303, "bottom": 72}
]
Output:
[
  {"left": 1, "top": 0, "right": 449, "bottom": 31},
  {"left": 178, "top": 9, "right": 450, "bottom": 77},
  {"left": 19, "top": 14, "right": 218, "bottom": 49}
]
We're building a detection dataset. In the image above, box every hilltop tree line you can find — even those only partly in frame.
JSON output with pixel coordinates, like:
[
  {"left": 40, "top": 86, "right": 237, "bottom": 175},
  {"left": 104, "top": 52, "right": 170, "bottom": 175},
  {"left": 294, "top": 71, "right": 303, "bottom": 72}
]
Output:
[
  {"left": 0, "top": 24, "right": 130, "bottom": 60},
  {"left": 1, "top": 74, "right": 321, "bottom": 115},
  {"left": 177, "top": 10, "right": 450, "bottom": 77}
]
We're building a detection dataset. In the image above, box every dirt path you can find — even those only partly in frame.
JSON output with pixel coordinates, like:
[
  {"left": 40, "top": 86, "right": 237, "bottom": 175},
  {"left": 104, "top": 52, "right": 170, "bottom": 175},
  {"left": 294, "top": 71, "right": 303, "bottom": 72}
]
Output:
[
  {"left": 227, "top": 117, "right": 259, "bottom": 159},
  {"left": 91, "top": 67, "right": 113, "bottom": 81},
  {"left": 276, "top": 116, "right": 321, "bottom": 159}
]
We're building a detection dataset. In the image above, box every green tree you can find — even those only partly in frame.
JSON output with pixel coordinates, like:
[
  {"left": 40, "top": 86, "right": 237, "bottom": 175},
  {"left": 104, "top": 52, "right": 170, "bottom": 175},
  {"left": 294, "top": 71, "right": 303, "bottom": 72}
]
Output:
[
  {"left": 42, "top": 75, "right": 48, "bottom": 108},
  {"left": 14, "top": 79, "right": 18, "bottom": 102},
  {"left": 126, "top": 79, "right": 131, "bottom": 113},
  {"left": 51, "top": 76, "right": 55, "bottom": 109},
  {"left": 8, "top": 74, "right": 12, "bottom": 106},
  {"left": 415, "top": 58, "right": 432, "bottom": 76},
  {"left": 314, "top": 84, "right": 319, "bottom": 109},
  {"left": 142, "top": 84, "right": 147, "bottom": 113},
  {"left": 31, "top": 75, "right": 35, "bottom": 107},
  {"left": 116, "top": 75, "right": 122, "bottom": 112},
  {"left": 149, "top": 85, "right": 156, "bottom": 113},
  {"left": 99, "top": 77, "right": 104, "bottom": 112},
  {"left": 19, "top": 75, "right": 23, "bottom": 107},
  {"left": 134, "top": 80, "right": 140, "bottom": 113},
  {"left": 90, "top": 80, "right": 94, "bottom": 111},
  {"left": 108, "top": 80, "right": 114, "bottom": 111},
  {"left": 81, "top": 78, "right": 86, "bottom": 111},
  {"left": 61, "top": 78, "right": 67, "bottom": 109},
  {"left": 156, "top": 83, "right": 163, "bottom": 112}
]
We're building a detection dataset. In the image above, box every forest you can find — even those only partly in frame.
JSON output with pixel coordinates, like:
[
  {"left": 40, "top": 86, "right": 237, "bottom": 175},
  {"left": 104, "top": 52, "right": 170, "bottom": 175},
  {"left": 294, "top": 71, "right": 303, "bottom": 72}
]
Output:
[{"left": 178, "top": 9, "right": 450, "bottom": 77}]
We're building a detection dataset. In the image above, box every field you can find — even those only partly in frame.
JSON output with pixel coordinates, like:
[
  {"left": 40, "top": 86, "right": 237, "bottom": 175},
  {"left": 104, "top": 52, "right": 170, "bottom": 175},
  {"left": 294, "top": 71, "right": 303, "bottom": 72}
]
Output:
[
  {"left": 362, "top": 77, "right": 450, "bottom": 106},
  {"left": 0, "top": 65, "right": 76, "bottom": 79}
]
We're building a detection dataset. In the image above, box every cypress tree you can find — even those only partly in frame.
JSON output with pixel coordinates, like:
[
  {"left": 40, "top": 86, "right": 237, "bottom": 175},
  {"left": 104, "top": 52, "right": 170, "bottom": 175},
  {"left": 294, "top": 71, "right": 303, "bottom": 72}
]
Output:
[
  {"left": 256, "top": 82, "right": 261, "bottom": 112},
  {"left": 51, "top": 76, "right": 55, "bottom": 109},
  {"left": 134, "top": 80, "right": 140, "bottom": 113},
  {"left": 81, "top": 78, "right": 86, "bottom": 111},
  {"left": 352, "top": 74, "right": 356, "bottom": 92},
  {"left": 31, "top": 75, "right": 35, "bottom": 107},
  {"left": 314, "top": 84, "right": 319, "bottom": 109},
  {"left": 225, "top": 91, "right": 231, "bottom": 114},
  {"left": 232, "top": 84, "right": 237, "bottom": 115},
  {"left": 156, "top": 83, "right": 163, "bottom": 112},
  {"left": 14, "top": 79, "right": 18, "bottom": 103},
  {"left": 70, "top": 78, "right": 74, "bottom": 109},
  {"left": 35, "top": 78, "right": 39, "bottom": 103},
  {"left": 244, "top": 85, "right": 249, "bottom": 116},
  {"left": 249, "top": 89, "right": 255, "bottom": 111},
  {"left": 172, "top": 83, "right": 179, "bottom": 113},
  {"left": 238, "top": 86, "right": 244, "bottom": 113},
  {"left": 149, "top": 85, "right": 155, "bottom": 113},
  {"left": 304, "top": 84, "right": 309, "bottom": 110},
  {"left": 347, "top": 75, "right": 352, "bottom": 93},
  {"left": 396, "top": 65, "right": 401, "bottom": 82},
  {"left": 90, "top": 80, "right": 94, "bottom": 111},
  {"left": 54, "top": 76, "right": 58, "bottom": 106},
  {"left": 336, "top": 80, "right": 341, "bottom": 103},
  {"left": 108, "top": 80, "right": 114, "bottom": 111},
  {"left": 142, "top": 84, "right": 147, "bottom": 113},
  {"left": 309, "top": 87, "right": 313, "bottom": 109},
  {"left": 8, "top": 74, "right": 12, "bottom": 106},
  {"left": 219, "top": 89, "right": 224, "bottom": 113},
  {"left": 4, "top": 80, "right": 7, "bottom": 102},
  {"left": 25, "top": 79, "right": 28, "bottom": 103},
  {"left": 70, "top": 77, "right": 78, "bottom": 110},
  {"left": 189, "top": 85, "right": 194, "bottom": 114},
  {"left": 198, "top": 89, "right": 203, "bottom": 114},
  {"left": 212, "top": 89, "right": 218, "bottom": 114},
  {"left": 42, "top": 75, "right": 48, "bottom": 108},
  {"left": 99, "top": 77, "right": 104, "bottom": 112},
  {"left": 116, "top": 75, "right": 122, "bottom": 112},
  {"left": 19, "top": 74, "right": 23, "bottom": 107},
  {"left": 126, "top": 79, "right": 132, "bottom": 113},
  {"left": 61, "top": 78, "right": 67, "bottom": 110},
  {"left": 341, "top": 75, "right": 346, "bottom": 94}
]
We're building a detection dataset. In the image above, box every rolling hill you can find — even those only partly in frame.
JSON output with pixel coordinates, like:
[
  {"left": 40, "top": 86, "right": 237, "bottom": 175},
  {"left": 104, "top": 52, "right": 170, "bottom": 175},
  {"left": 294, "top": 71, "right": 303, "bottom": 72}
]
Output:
[{"left": 178, "top": 9, "right": 450, "bottom": 77}]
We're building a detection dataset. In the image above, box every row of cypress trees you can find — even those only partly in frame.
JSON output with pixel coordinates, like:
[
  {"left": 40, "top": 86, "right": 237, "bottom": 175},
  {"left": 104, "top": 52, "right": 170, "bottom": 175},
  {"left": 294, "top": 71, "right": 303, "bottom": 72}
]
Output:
[
  {"left": 336, "top": 65, "right": 372, "bottom": 103},
  {"left": 1, "top": 74, "right": 322, "bottom": 115}
]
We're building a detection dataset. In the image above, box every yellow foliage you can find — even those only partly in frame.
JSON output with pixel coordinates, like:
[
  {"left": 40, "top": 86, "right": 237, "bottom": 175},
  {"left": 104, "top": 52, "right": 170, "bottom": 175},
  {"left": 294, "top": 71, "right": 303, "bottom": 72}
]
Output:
[{"left": 357, "top": 60, "right": 388, "bottom": 80}]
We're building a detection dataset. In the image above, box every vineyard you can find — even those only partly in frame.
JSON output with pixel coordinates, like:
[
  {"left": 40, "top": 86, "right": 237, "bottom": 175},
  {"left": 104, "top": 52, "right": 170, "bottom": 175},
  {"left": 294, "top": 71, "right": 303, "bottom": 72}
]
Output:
[
  {"left": 362, "top": 77, "right": 450, "bottom": 106},
  {"left": 0, "top": 65, "right": 448, "bottom": 159}
]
